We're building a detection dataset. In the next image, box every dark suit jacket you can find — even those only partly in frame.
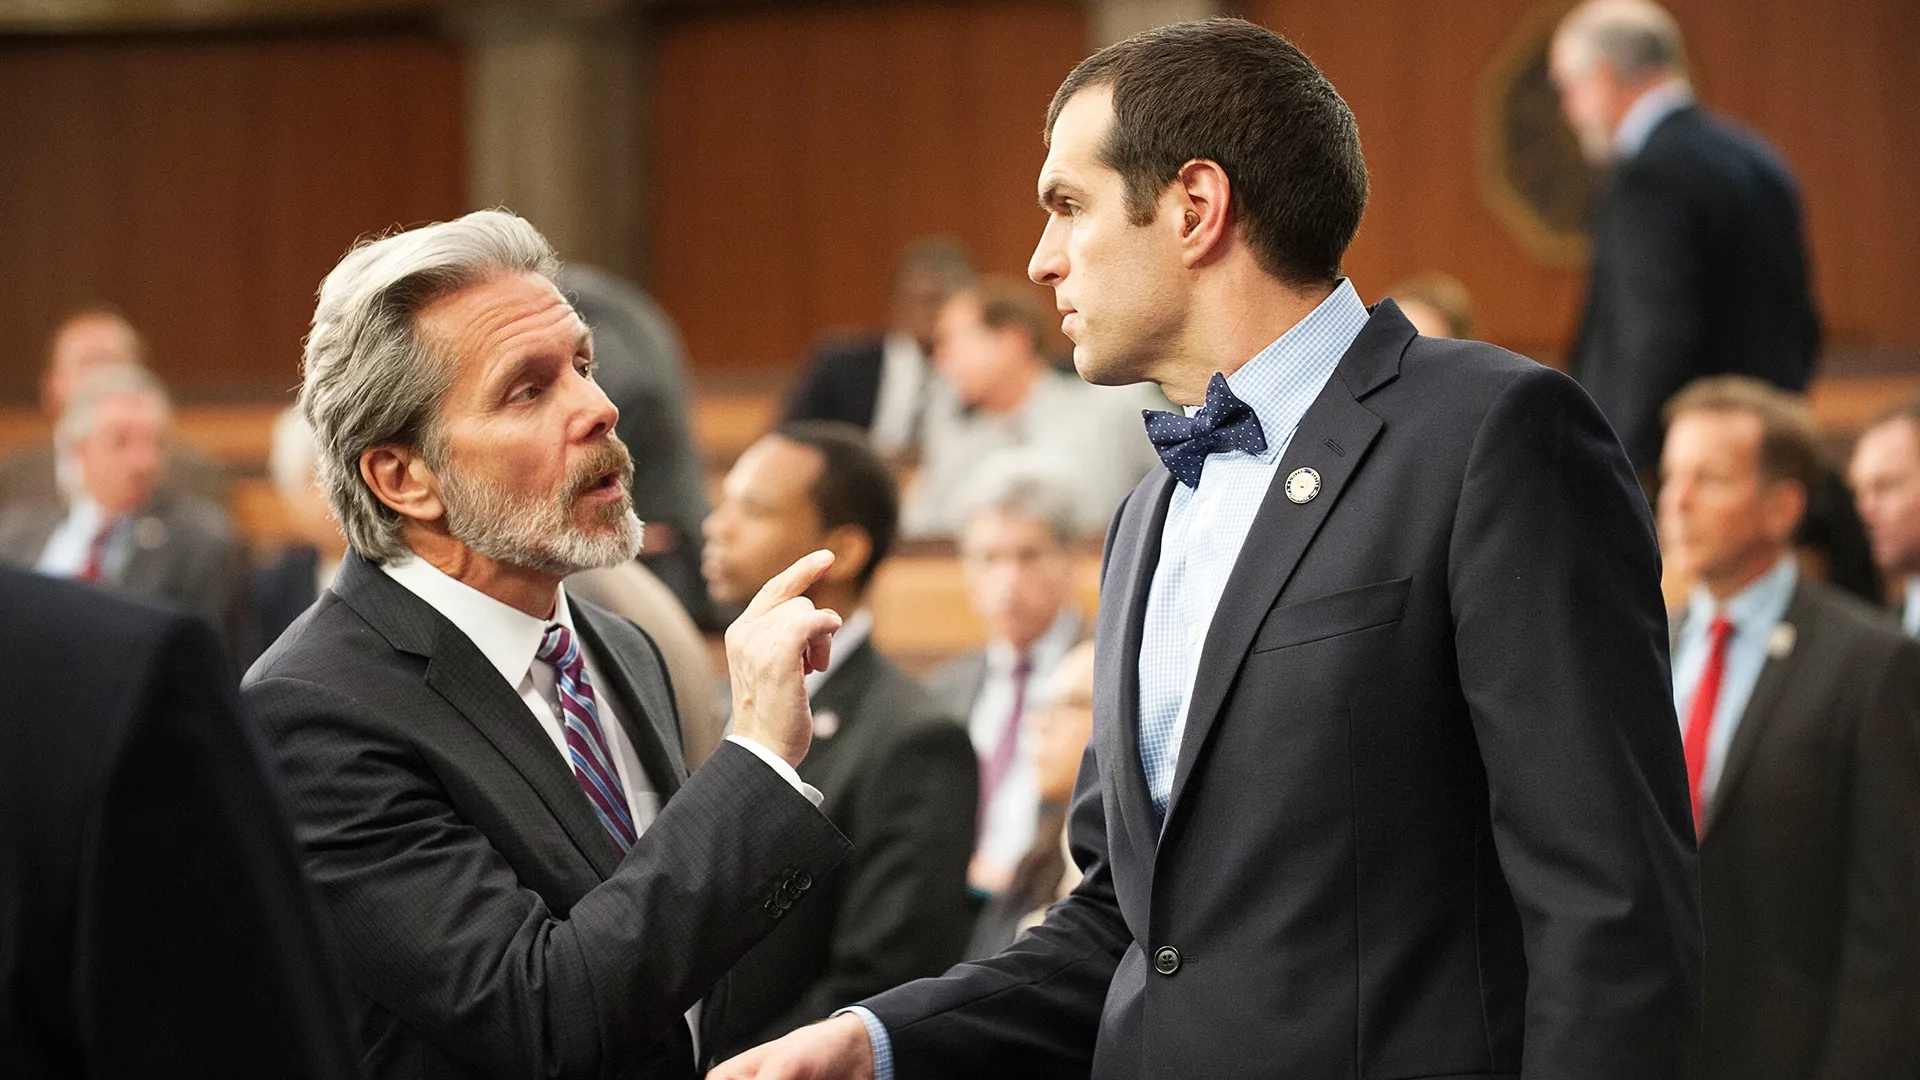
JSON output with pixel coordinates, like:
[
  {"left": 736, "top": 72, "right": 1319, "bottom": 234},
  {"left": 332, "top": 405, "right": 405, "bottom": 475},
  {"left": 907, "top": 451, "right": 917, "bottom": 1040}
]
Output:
[
  {"left": 710, "top": 639, "right": 977, "bottom": 1058},
  {"left": 0, "top": 567, "right": 360, "bottom": 1079},
  {"left": 1681, "top": 579, "right": 1920, "bottom": 1080},
  {"left": 782, "top": 337, "right": 886, "bottom": 430},
  {"left": 860, "top": 301, "right": 1701, "bottom": 1078},
  {"left": 0, "top": 488, "right": 244, "bottom": 642},
  {"left": 241, "top": 553, "right": 851, "bottom": 1080},
  {"left": 1570, "top": 104, "right": 1821, "bottom": 472}
]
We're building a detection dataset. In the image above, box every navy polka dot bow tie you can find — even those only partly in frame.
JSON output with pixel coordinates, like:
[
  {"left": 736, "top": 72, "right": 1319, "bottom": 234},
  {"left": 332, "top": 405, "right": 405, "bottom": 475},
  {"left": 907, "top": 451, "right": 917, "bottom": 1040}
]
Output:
[{"left": 1142, "top": 372, "right": 1269, "bottom": 488}]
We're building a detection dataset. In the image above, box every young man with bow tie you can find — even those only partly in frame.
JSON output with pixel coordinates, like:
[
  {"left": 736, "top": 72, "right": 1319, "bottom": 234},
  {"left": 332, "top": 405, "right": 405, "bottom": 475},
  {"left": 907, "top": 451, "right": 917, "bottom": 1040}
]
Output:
[{"left": 717, "top": 17, "right": 1699, "bottom": 1080}]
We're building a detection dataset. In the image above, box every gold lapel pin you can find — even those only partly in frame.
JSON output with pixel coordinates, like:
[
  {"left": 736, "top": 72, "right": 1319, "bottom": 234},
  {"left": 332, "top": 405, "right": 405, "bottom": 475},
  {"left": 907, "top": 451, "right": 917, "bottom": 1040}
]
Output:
[{"left": 1285, "top": 467, "right": 1321, "bottom": 504}]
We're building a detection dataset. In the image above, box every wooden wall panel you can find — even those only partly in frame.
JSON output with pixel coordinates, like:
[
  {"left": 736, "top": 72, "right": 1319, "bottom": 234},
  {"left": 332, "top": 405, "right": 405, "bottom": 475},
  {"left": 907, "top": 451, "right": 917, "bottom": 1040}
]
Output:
[
  {"left": 647, "top": 0, "right": 1087, "bottom": 371},
  {"left": 1243, "top": 0, "right": 1920, "bottom": 364},
  {"left": 0, "top": 29, "right": 466, "bottom": 404}
]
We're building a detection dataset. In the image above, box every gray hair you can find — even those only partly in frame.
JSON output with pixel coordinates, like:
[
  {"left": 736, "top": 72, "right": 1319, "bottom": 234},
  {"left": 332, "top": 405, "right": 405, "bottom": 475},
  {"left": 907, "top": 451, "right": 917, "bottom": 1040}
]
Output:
[
  {"left": 300, "top": 209, "right": 560, "bottom": 563},
  {"left": 957, "top": 450, "right": 1083, "bottom": 549},
  {"left": 1557, "top": 0, "right": 1687, "bottom": 82},
  {"left": 54, "top": 363, "right": 169, "bottom": 453}
]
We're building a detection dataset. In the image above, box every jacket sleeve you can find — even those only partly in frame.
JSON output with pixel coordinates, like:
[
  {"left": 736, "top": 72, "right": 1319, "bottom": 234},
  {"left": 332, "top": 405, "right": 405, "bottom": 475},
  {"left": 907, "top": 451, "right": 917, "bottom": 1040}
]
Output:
[
  {"left": 1447, "top": 363, "right": 1703, "bottom": 1078},
  {"left": 757, "top": 719, "right": 980, "bottom": 1040},
  {"left": 78, "top": 615, "right": 363, "bottom": 1080},
  {"left": 858, "top": 733, "right": 1131, "bottom": 1078},
  {"left": 245, "top": 675, "right": 850, "bottom": 1080},
  {"left": 1814, "top": 638, "right": 1920, "bottom": 1078}
]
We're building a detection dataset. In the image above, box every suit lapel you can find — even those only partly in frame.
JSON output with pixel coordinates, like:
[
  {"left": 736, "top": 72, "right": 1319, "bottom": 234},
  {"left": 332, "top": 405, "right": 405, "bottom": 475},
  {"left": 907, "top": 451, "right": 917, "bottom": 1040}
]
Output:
[
  {"left": 334, "top": 554, "right": 626, "bottom": 879},
  {"left": 572, "top": 601, "right": 687, "bottom": 802},
  {"left": 1161, "top": 304, "right": 1408, "bottom": 831},
  {"left": 1702, "top": 584, "right": 1808, "bottom": 837},
  {"left": 1097, "top": 471, "right": 1174, "bottom": 863}
]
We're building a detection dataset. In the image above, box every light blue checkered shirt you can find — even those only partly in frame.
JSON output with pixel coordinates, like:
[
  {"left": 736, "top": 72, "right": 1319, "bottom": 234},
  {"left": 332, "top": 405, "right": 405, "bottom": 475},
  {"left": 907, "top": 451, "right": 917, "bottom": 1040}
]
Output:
[
  {"left": 839, "top": 280, "right": 1370, "bottom": 1078},
  {"left": 1137, "top": 279, "right": 1369, "bottom": 818}
]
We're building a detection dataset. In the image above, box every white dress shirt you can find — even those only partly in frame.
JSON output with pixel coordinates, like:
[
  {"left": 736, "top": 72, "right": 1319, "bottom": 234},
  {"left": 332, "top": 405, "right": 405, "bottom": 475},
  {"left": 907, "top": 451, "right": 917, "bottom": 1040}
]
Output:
[
  {"left": 35, "top": 494, "right": 134, "bottom": 582},
  {"left": 868, "top": 333, "right": 931, "bottom": 457},
  {"left": 967, "top": 608, "right": 1083, "bottom": 878},
  {"left": 1902, "top": 577, "right": 1920, "bottom": 637}
]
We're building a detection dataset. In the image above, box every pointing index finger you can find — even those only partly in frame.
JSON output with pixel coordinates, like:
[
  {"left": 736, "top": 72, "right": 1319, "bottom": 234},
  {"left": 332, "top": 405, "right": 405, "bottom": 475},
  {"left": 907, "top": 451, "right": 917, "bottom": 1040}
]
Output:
[{"left": 743, "top": 550, "right": 835, "bottom": 620}]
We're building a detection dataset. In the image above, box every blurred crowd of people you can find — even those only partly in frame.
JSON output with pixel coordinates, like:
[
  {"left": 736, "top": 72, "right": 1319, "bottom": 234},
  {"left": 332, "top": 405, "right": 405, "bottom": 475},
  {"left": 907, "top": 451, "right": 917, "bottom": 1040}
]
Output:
[{"left": 2, "top": 1, "right": 1915, "bottom": 1078}]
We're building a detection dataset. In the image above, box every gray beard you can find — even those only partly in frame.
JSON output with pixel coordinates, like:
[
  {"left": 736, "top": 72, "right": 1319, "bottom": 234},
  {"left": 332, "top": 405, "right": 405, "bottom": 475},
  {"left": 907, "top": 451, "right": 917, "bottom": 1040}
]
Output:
[{"left": 438, "top": 462, "right": 644, "bottom": 577}]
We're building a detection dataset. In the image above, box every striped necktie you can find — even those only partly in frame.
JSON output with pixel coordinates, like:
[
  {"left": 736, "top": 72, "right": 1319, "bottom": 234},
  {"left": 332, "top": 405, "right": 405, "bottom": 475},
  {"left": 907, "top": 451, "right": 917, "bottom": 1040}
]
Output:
[{"left": 537, "top": 624, "right": 638, "bottom": 853}]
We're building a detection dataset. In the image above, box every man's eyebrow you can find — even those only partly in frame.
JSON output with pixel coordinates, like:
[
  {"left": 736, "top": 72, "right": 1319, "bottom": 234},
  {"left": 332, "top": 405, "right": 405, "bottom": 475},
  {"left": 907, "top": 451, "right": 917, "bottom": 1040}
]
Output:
[{"left": 1038, "top": 178, "right": 1081, "bottom": 210}]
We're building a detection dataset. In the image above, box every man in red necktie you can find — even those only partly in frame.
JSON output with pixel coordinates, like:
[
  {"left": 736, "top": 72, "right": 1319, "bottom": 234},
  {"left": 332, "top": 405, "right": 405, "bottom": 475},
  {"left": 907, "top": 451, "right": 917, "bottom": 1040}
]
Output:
[{"left": 1658, "top": 376, "right": 1920, "bottom": 1080}]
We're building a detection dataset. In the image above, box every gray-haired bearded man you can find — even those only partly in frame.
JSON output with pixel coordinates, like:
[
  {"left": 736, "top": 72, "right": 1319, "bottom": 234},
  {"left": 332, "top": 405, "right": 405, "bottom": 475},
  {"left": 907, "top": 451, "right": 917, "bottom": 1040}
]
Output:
[{"left": 243, "top": 210, "right": 851, "bottom": 1080}]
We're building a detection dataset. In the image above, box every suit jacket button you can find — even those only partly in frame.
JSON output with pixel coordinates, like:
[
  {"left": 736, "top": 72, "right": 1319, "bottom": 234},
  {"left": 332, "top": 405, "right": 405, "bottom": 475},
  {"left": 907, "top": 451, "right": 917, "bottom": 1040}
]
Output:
[
  {"left": 1153, "top": 946, "right": 1181, "bottom": 975},
  {"left": 794, "top": 870, "right": 812, "bottom": 891}
]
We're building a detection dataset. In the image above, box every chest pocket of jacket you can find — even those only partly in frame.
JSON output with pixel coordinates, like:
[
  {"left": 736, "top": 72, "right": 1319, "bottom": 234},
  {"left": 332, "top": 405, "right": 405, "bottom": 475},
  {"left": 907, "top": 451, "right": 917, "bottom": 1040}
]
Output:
[{"left": 1250, "top": 576, "right": 1412, "bottom": 654}]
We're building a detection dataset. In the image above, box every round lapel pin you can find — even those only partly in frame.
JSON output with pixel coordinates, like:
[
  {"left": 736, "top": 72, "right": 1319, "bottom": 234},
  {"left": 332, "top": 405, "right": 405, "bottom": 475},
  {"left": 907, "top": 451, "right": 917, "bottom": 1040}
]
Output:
[{"left": 1285, "top": 467, "right": 1321, "bottom": 504}]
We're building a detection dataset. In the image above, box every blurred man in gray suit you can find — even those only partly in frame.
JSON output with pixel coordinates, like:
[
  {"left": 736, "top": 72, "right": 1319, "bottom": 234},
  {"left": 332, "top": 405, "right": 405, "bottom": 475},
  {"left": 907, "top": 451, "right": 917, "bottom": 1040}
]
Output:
[
  {"left": 1659, "top": 377, "right": 1920, "bottom": 1080},
  {"left": 0, "top": 364, "right": 242, "bottom": 643}
]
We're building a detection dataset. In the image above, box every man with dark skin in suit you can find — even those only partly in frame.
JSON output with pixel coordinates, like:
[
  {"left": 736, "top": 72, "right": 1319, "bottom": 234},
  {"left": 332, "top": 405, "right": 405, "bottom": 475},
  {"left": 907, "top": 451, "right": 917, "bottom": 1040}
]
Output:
[{"left": 702, "top": 423, "right": 977, "bottom": 1057}]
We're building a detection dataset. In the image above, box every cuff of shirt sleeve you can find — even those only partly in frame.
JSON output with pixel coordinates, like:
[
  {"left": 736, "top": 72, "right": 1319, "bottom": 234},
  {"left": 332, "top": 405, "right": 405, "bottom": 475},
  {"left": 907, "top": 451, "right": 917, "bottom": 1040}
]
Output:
[
  {"left": 726, "top": 734, "right": 824, "bottom": 807},
  {"left": 833, "top": 1006, "right": 894, "bottom": 1080}
]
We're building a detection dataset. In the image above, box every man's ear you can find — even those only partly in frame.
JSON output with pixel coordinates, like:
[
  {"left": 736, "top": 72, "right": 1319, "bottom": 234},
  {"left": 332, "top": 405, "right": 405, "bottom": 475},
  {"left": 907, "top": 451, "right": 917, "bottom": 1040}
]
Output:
[
  {"left": 819, "top": 523, "right": 874, "bottom": 589},
  {"left": 1170, "top": 158, "right": 1232, "bottom": 267},
  {"left": 360, "top": 445, "right": 445, "bottom": 525}
]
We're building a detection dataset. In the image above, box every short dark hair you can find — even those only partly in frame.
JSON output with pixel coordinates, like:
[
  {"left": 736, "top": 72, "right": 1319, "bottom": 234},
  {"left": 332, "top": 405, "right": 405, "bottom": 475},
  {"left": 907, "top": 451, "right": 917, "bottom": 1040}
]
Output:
[
  {"left": 1663, "top": 376, "right": 1823, "bottom": 495},
  {"left": 1045, "top": 17, "right": 1368, "bottom": 288},
  {"left": 774, "top": 420, "right": 899, "bottom": 590},
  {"left": 896, "top": 238, "right": 975, "bottom": 295}
]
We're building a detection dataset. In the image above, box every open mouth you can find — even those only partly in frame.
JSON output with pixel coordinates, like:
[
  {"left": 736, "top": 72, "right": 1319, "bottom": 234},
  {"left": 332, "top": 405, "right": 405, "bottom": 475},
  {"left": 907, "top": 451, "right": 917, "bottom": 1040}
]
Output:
[{"left": 579, "top": 469, "right": 624, "bottom": 501}]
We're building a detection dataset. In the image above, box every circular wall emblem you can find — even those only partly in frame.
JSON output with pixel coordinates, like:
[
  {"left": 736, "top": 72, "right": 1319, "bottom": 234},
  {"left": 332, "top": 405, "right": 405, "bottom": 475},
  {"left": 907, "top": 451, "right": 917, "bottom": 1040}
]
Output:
[
  {"left": 1285, "top": 467, "right": 1321, "bottom": 504},
  {"left": 1477, "top": 3, "right": 1605, "bottom": 268}
]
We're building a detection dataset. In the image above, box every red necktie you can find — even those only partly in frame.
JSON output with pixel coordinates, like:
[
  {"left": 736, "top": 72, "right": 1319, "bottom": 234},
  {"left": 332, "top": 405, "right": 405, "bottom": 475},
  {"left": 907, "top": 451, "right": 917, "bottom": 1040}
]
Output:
[
  {"left": 979, "top": 654, "right": 1031, "bottom": 830},
  {"left": 1682, "top": 615, "right": 1735, "bottom": 833},
  {"left": 76, "top": 520, "right": 115, "bottom": 583}
]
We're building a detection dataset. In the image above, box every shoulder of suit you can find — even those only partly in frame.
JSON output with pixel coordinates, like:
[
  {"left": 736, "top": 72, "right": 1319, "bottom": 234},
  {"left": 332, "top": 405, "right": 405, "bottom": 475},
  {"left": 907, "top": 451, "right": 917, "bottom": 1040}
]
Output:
[
  {"left": 1792, "top": 577, "right": 1910, "bottom": 652},
  {"left": 807, "top": 335, "right": 888, "bottom": 371},
  {"left": 840, "top": 646, "right": 972, "bottom": 743},
  {"left": 1389, "top": 334, "right": 1565, "bottom": 406}
]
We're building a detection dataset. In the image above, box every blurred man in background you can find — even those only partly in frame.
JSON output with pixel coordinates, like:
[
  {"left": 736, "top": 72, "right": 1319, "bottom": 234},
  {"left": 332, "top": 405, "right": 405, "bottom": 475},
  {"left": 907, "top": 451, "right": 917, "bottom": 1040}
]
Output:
[
  {"left": 964, "top": 638, "right": 1095, "bottom": 959},
  {"left": 1849, "top": 402, "right": 1920, "bottom": 634},
  {"left": 901, "top": 275, "right": 1159, "bottom": 538},
  {"left": 1658, "top": 377, "right": 1920, "bottom": 1080},
  {"left": 926, "top": 452, "right": 1087, "bottom": 899},
  {"left": 0, "top": 307, "right": 225, "bottom": 511},
  {"left": 0, "top": 364, "right": 243, "bottom": 643},
  {"left": 784, "top": 239, "right": 976, "bottom": 463},
  {"left": 1, "top": 567, "right": 360, "bottom": 1079},
  {"left": 1553, "top": 0, "right": 1819, "bottom": 475},
  {"left": 702, "top": 421, "right": 977, "bottom": 1057}
]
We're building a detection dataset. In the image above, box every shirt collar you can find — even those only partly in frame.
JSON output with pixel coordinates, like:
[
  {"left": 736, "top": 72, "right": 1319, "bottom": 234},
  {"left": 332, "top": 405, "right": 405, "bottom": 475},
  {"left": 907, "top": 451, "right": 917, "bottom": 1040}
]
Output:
[
  {"left": 1189, "top": 278, "right": 1371, "bottom": 460},
  {"left": 62, "top": 494, "right": 107, "bottom": 538},
  {"left": 1613, "top": 79, "right": 1693, "bottom": 160},
  {"left": 380, "top": 554, "right": 573, "bottom": 690},
  {"left": 806, "top": 606, "right": 874, "bottom": 697},
  {"left": 1685, "top": 555, "right": 1798, "bottom": 637}
]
